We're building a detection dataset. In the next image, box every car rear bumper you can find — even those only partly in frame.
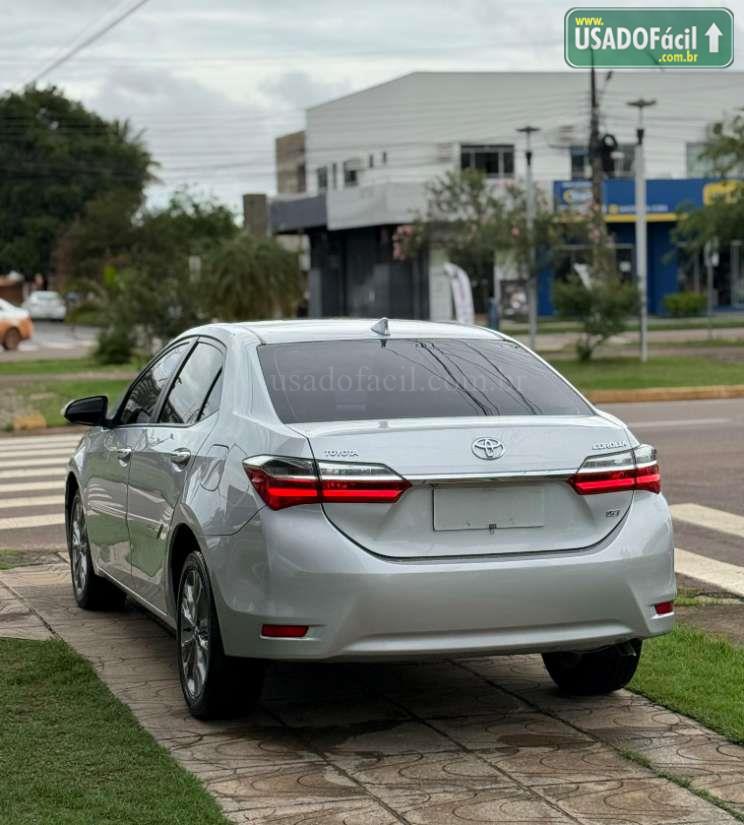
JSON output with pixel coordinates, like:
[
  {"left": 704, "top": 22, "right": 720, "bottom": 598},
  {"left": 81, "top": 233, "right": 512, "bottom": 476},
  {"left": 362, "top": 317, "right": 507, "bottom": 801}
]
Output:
[{"left": 207, "top": 492, "right": 675, "bottom": 660}]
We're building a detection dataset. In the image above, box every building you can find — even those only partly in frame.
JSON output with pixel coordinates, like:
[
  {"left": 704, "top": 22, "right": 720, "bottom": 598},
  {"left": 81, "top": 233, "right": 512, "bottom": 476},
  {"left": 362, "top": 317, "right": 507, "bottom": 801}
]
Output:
[
  {"left": 275, "top": 130, "right": 307, "bottom": 195},
  {"left": 268, "top": 71, "right": 743, "bottom": 318}
]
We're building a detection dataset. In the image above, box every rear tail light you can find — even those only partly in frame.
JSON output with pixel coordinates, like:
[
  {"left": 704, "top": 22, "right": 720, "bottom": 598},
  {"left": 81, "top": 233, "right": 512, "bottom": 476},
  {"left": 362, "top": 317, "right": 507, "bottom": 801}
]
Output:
[
  {"left": 261, "top": 624, "right": 309, "bottom": 638},
  {"left": 569, "top": 444, "right": 661, "bottom": 495},
  {"left": 243, "top": 455, "right": 410, "bottom": 510},
  {"left": 654, "top": 601, "right": 674, "bottom": 616}
]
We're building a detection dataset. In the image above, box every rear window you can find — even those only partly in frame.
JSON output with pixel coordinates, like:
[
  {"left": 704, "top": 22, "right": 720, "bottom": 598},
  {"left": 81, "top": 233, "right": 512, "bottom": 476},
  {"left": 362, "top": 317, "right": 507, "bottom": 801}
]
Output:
[{"left": 258, "top": 338, "right": 590, "bottom": 423}]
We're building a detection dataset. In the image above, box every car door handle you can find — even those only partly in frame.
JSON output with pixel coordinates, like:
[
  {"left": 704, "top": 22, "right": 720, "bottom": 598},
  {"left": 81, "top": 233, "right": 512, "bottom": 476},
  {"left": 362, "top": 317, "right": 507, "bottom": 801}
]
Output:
[
  {"left": 113, "top": 447, "right": 132, "bottom": 464},
  {"left": 170, "top": 448, "right": 192, "bottom": 466}
]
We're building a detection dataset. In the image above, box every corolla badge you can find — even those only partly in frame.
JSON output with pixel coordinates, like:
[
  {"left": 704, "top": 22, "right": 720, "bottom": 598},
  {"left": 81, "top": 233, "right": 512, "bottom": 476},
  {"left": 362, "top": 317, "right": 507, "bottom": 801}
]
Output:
[{"left": 471, "top": 437, "right": 505, "bottom": 461}]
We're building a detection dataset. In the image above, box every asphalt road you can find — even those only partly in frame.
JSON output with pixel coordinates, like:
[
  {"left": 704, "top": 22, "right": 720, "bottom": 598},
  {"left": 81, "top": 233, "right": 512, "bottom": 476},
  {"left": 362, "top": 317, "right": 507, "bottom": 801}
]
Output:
[
  {"left": 1, "top": 320, "right": 97, "bottom": 361},
  {"left": 0, "top": 398, "right": 741, "bottom": 566}
]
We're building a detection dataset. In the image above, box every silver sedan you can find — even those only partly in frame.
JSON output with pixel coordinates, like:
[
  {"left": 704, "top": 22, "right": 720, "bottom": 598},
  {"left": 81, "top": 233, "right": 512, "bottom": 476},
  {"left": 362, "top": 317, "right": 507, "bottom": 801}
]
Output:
[{"left": 64, "top": 319, "right": 675, "bottom": 718}]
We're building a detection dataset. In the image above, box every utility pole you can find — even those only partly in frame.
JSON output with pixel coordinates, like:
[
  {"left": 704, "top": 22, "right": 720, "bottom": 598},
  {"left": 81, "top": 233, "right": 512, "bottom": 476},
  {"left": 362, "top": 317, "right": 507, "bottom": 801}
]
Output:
[
  {"left": 517, "top": 125, "right": 540, "bottom": 350},
  {"left": 627, "top": 98, "right": 656, "bottom": 363},
  {"left": 589, "top": 52, "right": 603, "bottom": 211}
]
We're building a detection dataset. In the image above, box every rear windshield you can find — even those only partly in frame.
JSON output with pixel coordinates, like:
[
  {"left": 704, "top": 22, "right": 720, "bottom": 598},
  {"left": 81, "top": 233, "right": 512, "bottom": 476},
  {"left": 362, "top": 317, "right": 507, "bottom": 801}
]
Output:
[{"left": 258, "top": 338, "right": 591, "bottom": 423}]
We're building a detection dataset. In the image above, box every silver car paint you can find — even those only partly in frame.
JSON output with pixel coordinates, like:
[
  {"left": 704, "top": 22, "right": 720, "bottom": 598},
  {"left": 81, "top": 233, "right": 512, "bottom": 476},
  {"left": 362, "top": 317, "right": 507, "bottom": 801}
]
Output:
[{"left": 68, "top": 319, "right": 675, "bottom": 657}]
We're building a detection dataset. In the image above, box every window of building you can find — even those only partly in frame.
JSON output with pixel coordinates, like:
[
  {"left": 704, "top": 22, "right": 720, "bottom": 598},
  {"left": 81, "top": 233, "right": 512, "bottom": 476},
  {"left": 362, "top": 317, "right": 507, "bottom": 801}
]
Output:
[
  {"left": 569, "top": 143, "right": 635, "bottom": 179},
  {"left": 368, "top": 154, "right": 374, "bottom": 168},
  {"left": 686, "top": 142, "right": 715, "bottom": 177},
  {"left": 343, "top": 160, "right": 359, "bottom": 187},
  {"left": 460, "top": 144, "right": 515, "bottom": 178},
  {"left": 381, "top": 151, "right": 388, "bottom": 165},
  {"left": 332, "top": 162, "right": 338, "bottom": 189},
  {"left": 316, "top": 166, "right": 328, "bottom": 191}
]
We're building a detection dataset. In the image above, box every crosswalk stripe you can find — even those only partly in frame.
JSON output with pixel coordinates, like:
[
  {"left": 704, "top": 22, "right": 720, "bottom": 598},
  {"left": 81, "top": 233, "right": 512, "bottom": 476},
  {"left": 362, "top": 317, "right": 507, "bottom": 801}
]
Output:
[
  {"left": 0, "top": 467, "right": 67, "bottom": 481},
  {"left": 0, "top": 495, "right": 65, "bottom": 510},
  {"left": 0, "top": 457, "right": 71, "bottom": 470},
  {"left": 671, "top": 503, "right": 744, "bottom": 540},
  {"left": 0, "top": 481, "right": 65, "bottom": 493},
  {"left": 0, "top": 513, "right": 66, "bottom": 530},
  {"left": 676, "top": 548, "right": 744, "bottom": 599},
  {"left": 0, "top": 448, "right": 73, "bottom": 461},
  {"left": 0, "top": 435, "right": 80, "bottom": 451}
]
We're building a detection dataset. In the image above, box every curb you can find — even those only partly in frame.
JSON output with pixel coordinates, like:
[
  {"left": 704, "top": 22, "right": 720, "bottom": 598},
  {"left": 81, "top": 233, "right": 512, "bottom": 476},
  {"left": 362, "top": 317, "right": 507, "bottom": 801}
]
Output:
[{"left": 586, "top": 384, "right": 744, "bottom": 404}]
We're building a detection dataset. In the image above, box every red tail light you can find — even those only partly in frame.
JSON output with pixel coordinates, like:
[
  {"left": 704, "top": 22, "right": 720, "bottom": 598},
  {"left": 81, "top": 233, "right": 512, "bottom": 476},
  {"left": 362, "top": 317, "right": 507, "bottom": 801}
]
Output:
[
  {"left": 244, "top": 456, "right": 410, "bottom": 510},
  {"left": 261, "top": 624, "right": 309, "bottom": 638},
  {"left": 569, "top": 444, "right": 661, "bottom": 495}
]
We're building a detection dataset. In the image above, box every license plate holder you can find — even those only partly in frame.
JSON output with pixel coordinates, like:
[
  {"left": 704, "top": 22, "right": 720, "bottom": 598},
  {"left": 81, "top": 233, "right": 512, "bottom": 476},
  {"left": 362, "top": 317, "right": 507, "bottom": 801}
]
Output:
[{"left": 432, "top": 485, "right": 545, "bottom": 531}]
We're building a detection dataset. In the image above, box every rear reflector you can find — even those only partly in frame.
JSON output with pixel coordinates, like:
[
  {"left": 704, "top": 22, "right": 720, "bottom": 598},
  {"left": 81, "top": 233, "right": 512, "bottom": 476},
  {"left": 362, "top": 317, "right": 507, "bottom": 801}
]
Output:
[
  {"left": 569, "top": 444, "right": 661, "bottom": 495},
  {"left": 654, "top": 601, "right": 674, "bottom": 616},
  {"left": 261, "top": 624, "right": 309, "bottom": 638},
  {"left": 244, "top": 456, "right": 410, "bottom": 510}
]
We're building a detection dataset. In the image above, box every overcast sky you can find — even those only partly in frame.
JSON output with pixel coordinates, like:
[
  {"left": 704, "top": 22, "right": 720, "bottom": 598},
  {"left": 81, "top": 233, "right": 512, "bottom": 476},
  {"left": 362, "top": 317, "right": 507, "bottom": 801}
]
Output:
[{"left": 1, "top": 0, "right": 741, "bottom": 214}]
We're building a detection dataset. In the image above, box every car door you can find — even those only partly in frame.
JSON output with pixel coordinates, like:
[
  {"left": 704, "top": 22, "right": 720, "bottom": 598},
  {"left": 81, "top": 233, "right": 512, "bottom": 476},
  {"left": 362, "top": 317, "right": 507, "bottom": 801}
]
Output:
[
  {"left": 86, "top": 341, "right": 191, "bottom": 589},
  {"left": 126, "top": 339, "right": 224, "bottom": 614}
]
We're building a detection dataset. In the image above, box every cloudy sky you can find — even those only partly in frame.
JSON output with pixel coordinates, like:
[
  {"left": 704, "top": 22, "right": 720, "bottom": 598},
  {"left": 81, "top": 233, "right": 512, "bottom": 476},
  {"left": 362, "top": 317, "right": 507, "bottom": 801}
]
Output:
[{"left": 1, "top": 0, "right": 741, "bottom": 213}]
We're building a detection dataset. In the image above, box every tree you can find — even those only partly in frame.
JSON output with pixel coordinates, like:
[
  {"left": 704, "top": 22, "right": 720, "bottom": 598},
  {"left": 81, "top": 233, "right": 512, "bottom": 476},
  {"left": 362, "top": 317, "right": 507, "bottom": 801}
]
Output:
[
  {"left": 67, "top": 191, "right": 240, "bottom": 361},
  {"left": 552, "top": 209, "right": 638, "bottom": 361},
  {"left": 0, "top": 86, "right": 153, "bottom": 279},
  {"left": 674, "top": 113, "right": 744, "bottom": 253},
  {"left": 205, "top": 232, "right": 302, "bottom": 321},
  {"left": 398, "top": 169, "right": 557, "bottom": 311}
]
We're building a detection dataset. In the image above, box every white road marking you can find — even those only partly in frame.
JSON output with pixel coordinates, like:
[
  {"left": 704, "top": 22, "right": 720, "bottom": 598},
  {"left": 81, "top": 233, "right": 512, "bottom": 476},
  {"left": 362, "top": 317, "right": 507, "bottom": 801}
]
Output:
[
  {"left": 0, "top": 435, "right": 80, "bottom": 451},
  {"left": 676, "top": 548, "right": 744, "bottom": 599},
  {"left": 0, "top": 457, "right": 73, "bottom": 470},
  {"left": 0, "top": 495, "right": 65, "bottom": 510},
  {"left": 671, "top": 503, "right": 744, "bottom": 539},
  {"left": 0, "top": 513, "right": 65, "bottom": 530},
  {"left": 626, "top": 417, "right": 731, "bottom": 429},
  {"left": 0, "top": 481, "right": 65, "bottom": 494},
  {"left": 0, "top": 467, "right": 66, "bottom": 480},
  {"left": 0, "top": 448, "right": 73, "bottom": 461}
]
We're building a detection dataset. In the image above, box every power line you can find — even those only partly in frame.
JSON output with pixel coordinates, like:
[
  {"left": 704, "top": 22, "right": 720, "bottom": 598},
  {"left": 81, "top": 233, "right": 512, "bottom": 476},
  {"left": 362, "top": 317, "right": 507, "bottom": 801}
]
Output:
[{"left": 27, "top": 0, "right": 151, "bottom": 86}]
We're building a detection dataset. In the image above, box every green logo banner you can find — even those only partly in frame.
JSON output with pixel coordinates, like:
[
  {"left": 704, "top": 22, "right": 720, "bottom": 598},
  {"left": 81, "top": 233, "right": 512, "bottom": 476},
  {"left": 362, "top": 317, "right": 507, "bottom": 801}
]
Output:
[{"left": 565, "top": 7, "right": 734, "bottom": 68}]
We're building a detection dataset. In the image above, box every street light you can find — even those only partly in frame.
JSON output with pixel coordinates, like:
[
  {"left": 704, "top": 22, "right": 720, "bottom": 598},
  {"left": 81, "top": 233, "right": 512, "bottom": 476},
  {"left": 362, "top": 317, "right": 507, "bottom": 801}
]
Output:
[
  {"left": 517, "top": 125, "right": 540, "bottom": 350},
  {"left": 627, "top": 98, "right": 656, "bottom": 363}
]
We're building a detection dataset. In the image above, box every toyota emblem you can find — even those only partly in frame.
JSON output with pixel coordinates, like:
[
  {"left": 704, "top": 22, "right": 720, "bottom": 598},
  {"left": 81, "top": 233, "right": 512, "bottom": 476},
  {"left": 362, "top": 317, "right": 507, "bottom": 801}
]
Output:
[{"left": 471, "top": 437, "right": 505, "bottom": 460}]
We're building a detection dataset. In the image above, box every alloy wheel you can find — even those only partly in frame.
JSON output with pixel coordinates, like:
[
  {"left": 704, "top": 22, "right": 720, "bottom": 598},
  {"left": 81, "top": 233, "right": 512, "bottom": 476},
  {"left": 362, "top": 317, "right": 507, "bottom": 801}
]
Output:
[
  {"left": 69, "top": 498, "right": 89, "bottom": 596},
  {"left": 179, "top": 567, "right": 211, "bottom": 701}
]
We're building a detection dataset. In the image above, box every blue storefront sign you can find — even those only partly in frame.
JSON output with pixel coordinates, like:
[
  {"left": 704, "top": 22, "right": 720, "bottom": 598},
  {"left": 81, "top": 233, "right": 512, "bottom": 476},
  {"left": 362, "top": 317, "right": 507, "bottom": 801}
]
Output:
[
  {"left": 553, "top": 177, "right": 724, "bottom": 220},
  {"left": 546, "top": 177, "right": 733, "bottom": 316}
]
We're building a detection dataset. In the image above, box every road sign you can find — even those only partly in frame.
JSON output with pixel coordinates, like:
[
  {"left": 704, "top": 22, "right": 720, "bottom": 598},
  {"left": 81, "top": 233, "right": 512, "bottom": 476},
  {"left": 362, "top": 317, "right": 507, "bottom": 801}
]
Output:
[{"left": 565, "top": 7, "right": 734, "bottom": 68}]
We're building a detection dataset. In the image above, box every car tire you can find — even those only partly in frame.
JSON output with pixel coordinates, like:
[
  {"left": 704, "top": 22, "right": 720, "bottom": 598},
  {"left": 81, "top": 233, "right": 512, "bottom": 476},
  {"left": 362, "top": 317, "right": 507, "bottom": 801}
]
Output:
[
  {"left": 67, "top": 490, "right": 126, "bottom": 610},
  {"left": 176, "top": 550, "right": 265, "bottom": 720},
  {"left": 542, "top": 640, "right": 642, "bottom": 696},
  {"left": 2, "top": 327, "right": 21, "bottom": 351}
]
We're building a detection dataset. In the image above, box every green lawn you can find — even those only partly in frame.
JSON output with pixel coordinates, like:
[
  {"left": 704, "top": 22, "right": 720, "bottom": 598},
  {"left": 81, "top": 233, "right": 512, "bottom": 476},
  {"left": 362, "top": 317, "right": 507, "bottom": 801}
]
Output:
[
  {"left": 0, "top": 357, "right": 140, "bottom": 376},
  {"left": 0, "top": 638, "right": 229, "bottom": 825},
  {"left": 504, "top": 315, "right": 744, "bottom": 335},
  {"left": 631, "top": 625, "right": 744, "bottom": 744},
  {"left": 14, "top": 377, "right": 131, "bottom": 428},
  {"left": 552, "top": 356, "right": 744, "bottom": 391}
]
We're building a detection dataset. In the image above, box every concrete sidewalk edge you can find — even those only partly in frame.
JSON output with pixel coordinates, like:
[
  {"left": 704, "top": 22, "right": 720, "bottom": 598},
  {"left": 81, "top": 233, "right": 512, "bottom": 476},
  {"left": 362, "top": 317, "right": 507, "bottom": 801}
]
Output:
[{"left": 587, "top": 384, "right": 744, "bottom": 403}]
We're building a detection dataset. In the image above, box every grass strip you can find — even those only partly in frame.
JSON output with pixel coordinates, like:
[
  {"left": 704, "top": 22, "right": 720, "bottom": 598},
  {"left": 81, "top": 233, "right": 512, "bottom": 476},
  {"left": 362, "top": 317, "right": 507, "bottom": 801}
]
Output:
[
  {"left": 631, "top": 625, "right": 744, "bottom": 745},
  {"left": 0, "top": 637, "right": 229, "bottom": 825}
]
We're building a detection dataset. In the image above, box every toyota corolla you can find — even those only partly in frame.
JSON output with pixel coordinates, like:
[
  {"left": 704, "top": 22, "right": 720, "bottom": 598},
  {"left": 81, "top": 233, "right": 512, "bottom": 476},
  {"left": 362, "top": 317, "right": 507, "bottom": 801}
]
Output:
[{"left": 63, "top": 319, "right": 675, "bottom": 718}]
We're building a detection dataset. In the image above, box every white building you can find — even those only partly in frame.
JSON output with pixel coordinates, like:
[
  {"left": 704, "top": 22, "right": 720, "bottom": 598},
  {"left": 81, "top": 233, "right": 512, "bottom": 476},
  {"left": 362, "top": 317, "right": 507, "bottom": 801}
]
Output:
[{"left": 269, "top": 71, "right": 743, "bottom": 317}]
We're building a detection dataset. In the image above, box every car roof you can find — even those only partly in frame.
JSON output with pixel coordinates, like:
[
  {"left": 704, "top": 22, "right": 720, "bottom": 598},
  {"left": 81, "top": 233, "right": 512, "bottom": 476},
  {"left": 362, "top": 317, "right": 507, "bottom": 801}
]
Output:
[{"left": 190, "top": 319, "right": 505, "bottom": 345}]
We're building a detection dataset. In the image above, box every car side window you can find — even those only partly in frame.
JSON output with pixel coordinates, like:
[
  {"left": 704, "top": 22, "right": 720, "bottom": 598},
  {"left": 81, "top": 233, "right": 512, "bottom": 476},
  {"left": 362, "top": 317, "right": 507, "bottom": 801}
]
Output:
[
  {"left": 119, "top": 343, "right": 189, "bottom": 426},
  {"left": 159, "top": 342, "right": 224, "bottom": 425},
  {"left": 198, "top": 370, "right": 223, "bottom": 421}
]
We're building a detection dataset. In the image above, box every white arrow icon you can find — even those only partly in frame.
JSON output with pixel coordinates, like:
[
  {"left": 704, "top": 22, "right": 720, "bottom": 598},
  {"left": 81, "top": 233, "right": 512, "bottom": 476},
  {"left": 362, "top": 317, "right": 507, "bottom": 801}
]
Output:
[{"left": 705, "top": 22, "right": 723, "bottom": 53}]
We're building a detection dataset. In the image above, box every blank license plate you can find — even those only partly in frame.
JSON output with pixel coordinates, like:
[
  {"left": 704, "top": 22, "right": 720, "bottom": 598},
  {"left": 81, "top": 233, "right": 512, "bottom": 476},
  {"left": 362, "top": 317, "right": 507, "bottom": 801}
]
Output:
[{"left": 433, "top": 486, "right": 545, "bottom": 531}]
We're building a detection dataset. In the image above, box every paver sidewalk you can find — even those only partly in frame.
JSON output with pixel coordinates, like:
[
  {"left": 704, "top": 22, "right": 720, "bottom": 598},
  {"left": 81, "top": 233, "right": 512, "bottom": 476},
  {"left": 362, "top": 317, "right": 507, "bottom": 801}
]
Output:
[{"left": 3, "top": 561, "right": 744, "bottom": 825}]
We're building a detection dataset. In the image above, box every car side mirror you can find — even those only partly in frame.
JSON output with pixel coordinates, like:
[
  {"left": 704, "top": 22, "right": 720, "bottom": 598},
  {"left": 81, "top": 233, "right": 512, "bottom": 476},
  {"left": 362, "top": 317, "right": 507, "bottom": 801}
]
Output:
[{"left": 63, "top": 395, "right": 109, "bottom": 427}]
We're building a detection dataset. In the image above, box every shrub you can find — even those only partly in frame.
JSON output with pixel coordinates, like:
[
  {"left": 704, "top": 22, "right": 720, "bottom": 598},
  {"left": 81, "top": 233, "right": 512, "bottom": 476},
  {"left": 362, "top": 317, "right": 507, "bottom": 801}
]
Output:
[
  {"left": 664, "top": 290, "right": 707, "bottom": 317},
  {"left": 553, "top": 276, "right": 639, "bottom": 362},
  {"left": 94, "top": 325, "right": 134, "bottom": 365}
]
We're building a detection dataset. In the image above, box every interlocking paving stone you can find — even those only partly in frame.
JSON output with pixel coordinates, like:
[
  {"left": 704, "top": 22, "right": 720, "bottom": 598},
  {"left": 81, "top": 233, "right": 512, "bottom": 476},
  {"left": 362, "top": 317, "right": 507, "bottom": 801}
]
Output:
[{"left": 2, "top": 561, "right": 744, "bottom": 825}]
